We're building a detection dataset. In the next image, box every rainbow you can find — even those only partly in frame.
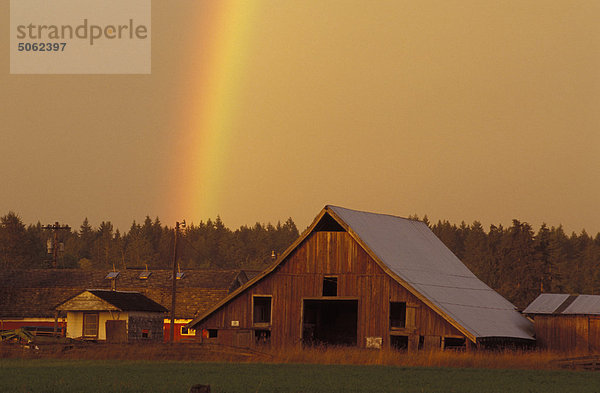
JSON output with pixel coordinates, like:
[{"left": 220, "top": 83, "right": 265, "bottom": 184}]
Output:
[{"left": 170, "top": 2, "right": 258, "bottom": 223}]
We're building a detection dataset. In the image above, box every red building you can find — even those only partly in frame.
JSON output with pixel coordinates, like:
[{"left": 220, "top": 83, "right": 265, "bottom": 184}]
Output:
[
  {"left": 0, "top": 269, "right": 248, "bottom": 341},
  {"left": 187, "top": 206, "right": 534, "bottom": 350}
]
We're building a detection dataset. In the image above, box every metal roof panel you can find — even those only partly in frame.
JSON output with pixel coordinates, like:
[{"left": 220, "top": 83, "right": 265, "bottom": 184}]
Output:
[
  {"left": 523, "top": 293, "right": 573, "bottom": 314},
  {"left": 563, "top": 295, "right": 600, "bottom": 315},
  {"left": 328, "top": 205, "right": 534, "bottom": 340}
]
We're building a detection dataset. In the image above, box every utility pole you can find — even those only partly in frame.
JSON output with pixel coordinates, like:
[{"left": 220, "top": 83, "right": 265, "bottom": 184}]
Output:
[
  {"left": 170, "top": 220, "right": 185, "bottom": 343},
  {"left": 43, "top": 222, "right": 71, "bottom": 268}
]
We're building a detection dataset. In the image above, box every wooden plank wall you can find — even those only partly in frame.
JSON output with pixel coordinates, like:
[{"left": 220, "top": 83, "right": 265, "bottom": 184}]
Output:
[
  {"left": 195, "top": 231, "right": 464, "bottom": 348},
  {"left": 589, "top": 317, "right": 600, "bottom": 352},
  {"left": 536, "top": 315, "right": 600, "bottom": 353}
]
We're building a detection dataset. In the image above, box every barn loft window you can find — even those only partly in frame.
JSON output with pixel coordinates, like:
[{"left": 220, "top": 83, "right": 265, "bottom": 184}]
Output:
[
  {"left": 314, "top": 213, "right": 345, "bottom": 232},
  {"left": 253, "top": 296, "right": 272, "bottom": 326},
  {"left": 390, "top": 302, "right": 407, "bottom": 329},
  {"left": 322, "top": 276, "right": 338, "bottom": 296},
  {"left": 83, "top": 312, "right": 99, "bottom": 337}
]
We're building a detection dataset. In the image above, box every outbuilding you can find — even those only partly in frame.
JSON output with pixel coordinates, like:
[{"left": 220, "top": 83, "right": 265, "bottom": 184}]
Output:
[
  {"left": 524, "top": 293, "right": 600, "bottom": 352},
  {"left": 187, "top": 206, "right": 534, "bottom": 350},
  {"left": 55, "top": 290, "right": 167, "bottom": 342},
  {"left": 0, "top": 269, "right": 248, "bottom": 341}
]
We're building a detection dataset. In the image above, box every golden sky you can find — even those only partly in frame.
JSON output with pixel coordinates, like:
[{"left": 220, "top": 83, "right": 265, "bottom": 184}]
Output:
[{"left": 2, "top": 0, "right": 599, "bottom": 233}]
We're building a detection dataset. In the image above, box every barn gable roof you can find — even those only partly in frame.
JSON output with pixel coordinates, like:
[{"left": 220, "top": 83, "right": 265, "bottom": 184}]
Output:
[
  {"left": 524, "top": 293, "right": 600, "bottom": 315},
  {"left": 188, "top": 205, "right": 534, "bottom": 342},
  {"left": 327, "top": 206, "right": 533, "bottom": 341}
]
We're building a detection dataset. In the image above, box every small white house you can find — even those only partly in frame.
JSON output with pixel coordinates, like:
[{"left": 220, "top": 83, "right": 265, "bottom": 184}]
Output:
[{"left": 56, "top": 290, "right": 167, "bottom": 342}]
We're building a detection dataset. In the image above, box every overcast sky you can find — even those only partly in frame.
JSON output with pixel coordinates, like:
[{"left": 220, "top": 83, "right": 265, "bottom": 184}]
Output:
[{"left": 2, "top": 0, "right": 599, "bottom": 234}]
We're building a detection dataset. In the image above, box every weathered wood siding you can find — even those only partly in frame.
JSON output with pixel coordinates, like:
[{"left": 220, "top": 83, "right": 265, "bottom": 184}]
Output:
[
  {"left": 195, "top": 231, "right": 464, "bottom": 348},
  {"left": 535, "top": 315, "right": 600, "bottom": 353},
  {"left": 128, "top": 311, "right": 164, "bottom": 342}
]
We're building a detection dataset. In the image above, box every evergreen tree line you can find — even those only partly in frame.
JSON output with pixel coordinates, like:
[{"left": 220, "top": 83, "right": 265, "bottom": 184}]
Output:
[
  {"left": 0, "top": 212, "right": 299, "bottom": 272},
  {"left": 1, "top": 210, "right": 599, "bottom": 308},
  {"left": 412, "top": 215, "right": 600, "bottom": 308}
]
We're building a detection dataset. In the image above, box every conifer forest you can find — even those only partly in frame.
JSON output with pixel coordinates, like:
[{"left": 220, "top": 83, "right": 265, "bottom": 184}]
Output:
[{"left": 1, "top": 211, "right": 599, "bottom": 309}]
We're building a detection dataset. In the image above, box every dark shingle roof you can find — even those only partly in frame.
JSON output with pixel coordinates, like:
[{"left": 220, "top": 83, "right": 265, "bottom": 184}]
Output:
[
  {"left": 86, "top": 290, "right": 168, "bottom": 312},
  {"left": 0, "top": 269, "right": 247, "bottom": 319}
]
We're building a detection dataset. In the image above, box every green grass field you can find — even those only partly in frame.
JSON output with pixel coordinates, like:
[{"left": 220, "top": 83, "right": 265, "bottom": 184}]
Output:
[{"left": 1, "top": 359, "right": 600, "bottom": 393}]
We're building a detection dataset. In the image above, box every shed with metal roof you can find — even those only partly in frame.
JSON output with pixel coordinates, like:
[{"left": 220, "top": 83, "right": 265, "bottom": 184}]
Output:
[
  {"left": 524, "top": 293, "right": 600, "bottom": 352},
  {"left": 187, "top": 205, "right": 534, "bottom": 350}
]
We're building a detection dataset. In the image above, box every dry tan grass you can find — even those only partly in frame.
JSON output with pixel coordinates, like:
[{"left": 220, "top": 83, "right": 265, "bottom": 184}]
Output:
[
  {"left": 271, "top": 345, "right": 572, "bottom": 370},
  {"left": 0, "top": 342, "right": 580, "bottom": 370}
]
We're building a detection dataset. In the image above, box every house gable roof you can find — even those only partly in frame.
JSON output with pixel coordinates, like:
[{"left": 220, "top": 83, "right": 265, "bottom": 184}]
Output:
[
  {"left": 56, "top": 290, "right": 168, "bottom": 313},
  {"left": 524, "top": 293, "right": 600, "bottom": 315},
  {"left": 188, "top": 205, "right": 534, "bottom": 342},
  {"left": 89, "top": 290, "right": 168, "bottom": 312}
]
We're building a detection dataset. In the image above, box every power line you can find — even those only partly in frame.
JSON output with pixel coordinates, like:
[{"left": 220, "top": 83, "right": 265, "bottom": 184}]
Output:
[{"left": 42, "top": 222, "right": 70, "bottom": 268}]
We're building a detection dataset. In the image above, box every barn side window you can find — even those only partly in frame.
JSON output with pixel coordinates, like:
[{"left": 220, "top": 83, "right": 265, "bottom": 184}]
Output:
[
  {"left": 201, "top": 329, "right": 218, "bottom": 339},
  {"left": 443, "top": 337, "right": 466, "bottom": 350},
  {"left": 253, "top": 296, "right": 272, "bottom": 326},
  {"left": 323, "top": 276, "right": 338, "bottom": 296},
  {"left": 390, "top": 302, "right": 406, "bottom": 329},
  {"left": 390, "top": 335, "right": 409, "bottom": 350}
]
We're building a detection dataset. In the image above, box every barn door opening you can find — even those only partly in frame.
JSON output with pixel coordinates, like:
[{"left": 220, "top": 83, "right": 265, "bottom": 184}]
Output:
[{"left": 302, "top": 299, "right": 358, "bottom": 346}]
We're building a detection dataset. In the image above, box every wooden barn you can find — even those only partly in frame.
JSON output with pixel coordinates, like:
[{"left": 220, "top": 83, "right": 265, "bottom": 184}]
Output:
[
  {"left": 524, "top": 293, "right": 600, "bottom": 352},
  {"left": 0, "top": 269, "right": 248, "bottom": 341},
  {"left": 56, "top": 290, "right": 167, "bottom": 342},
  {"left": 187, "top": 206, "right": 534, "bottom": 350}
]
